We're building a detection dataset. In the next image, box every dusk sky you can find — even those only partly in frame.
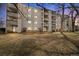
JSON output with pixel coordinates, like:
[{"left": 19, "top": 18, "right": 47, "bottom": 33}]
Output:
[
  {"left": 0, "top": 3, "right": 79, "bottom": 22},
  {"left": 0, "top": 3, "right": 6, "bottom": 21},
  {"left": 0, "top": 3, "right": 58, "bottom": 21}
]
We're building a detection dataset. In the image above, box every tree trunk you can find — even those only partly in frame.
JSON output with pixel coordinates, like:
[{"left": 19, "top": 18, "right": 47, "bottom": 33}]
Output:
[
  {"left": 72, "top": 20, "right": 75, "bottom": 32},
  {"left": 71, "top": 11, "right": 76, "bottom": 32},
  {"left": 61, "top": 4, "right": 65, "bottom": 32}
]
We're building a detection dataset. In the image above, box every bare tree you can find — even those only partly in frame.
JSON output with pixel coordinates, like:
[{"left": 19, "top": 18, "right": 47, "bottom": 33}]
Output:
[
  {"left": 36, "top": 3, "right": 79, "bottom": 32},
  {"left": 69, "top": 3, "right": 79, "bottom": 32},
  {"left": 70, "top": 10, "right": 77, "bottom": 32},
  {"left": 47, "top": 3, "right": 79, "bottom": 32}
]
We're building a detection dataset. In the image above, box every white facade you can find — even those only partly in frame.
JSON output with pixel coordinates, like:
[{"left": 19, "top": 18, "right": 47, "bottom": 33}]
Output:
[
  {"left": 56, "top": 14, "right": 61, "bottom": 31},
  {"left": 7, "top": 3, "right": 73, "bottom": 33}
]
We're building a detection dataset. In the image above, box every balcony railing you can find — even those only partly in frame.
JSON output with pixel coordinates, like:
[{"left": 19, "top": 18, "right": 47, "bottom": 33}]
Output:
[
  {"left": 44, "top": 9, "right": 48, "bottom": 13},
  {"left": 44, "top": 15, "right": 48, "bottom": 18},
  {"left": 44, "top": 20, "right": 48, "bottom": 22},
  {"left": 7, "top": 4, "right": 17, "bottom": 10},
  {"left": 7, "top": 21, "right": 18, "bottom": 26},
  {"left": 7, "top": 8, "right": 18, "bottom": 13},
  {"left": 7, "top": 12, "right": 18, "bottom": 19}
]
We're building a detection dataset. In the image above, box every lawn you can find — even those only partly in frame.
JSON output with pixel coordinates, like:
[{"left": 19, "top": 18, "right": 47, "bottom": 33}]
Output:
[{"left": 0, "top": 32, "right": 79, "bottom": 56}]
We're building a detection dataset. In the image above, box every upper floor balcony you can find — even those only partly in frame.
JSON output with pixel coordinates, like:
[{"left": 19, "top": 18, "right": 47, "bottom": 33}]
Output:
[
  {"left": 7, "top": 12, "right": 18, "bottom": 19},
  {"left": 44, "top": 14, "right": 48, "bottom": 19},
  {"left": 44, "top": 9, "right": 49, "bottom": 15},
  {"left": 7, "top": 4, "right": 18, "bottom": 11},
  {"left": 7, "top": 20, "right": 18, "bottom": 27}
]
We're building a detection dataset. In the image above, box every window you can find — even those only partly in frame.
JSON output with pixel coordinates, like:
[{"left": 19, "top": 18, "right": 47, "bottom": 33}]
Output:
[
  {"left": 28, "top": 8, "right": 31, "bottom": 12},
  {"left": 28, "top": 14, "right": 31, "bottom": 17},
  {"left": 34, "top": 21, "right": 38, "bottom": 24},
  {"left": 34, "top": 27, "right": 38, "bottom": 30},
  {"left": 28, "top": 21, "right": 31, "bottom": 24},
  {"left": 13, "top": 26, "right": 16, "bottom": 32},
  {"left": 27, "top": 27, "right": 32, "bottom": 30},
  {"left": 34, "top": 9, "right": 38, "bottom": 13},
  {"left": 34, "top": 16, "right": 37, "bottom": 18}
]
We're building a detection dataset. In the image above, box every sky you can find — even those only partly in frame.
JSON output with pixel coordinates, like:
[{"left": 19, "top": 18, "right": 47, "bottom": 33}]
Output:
[
  {"left": 0, "top": 3, "right": 58, "bottom": 21},
  {"left": 0, "top": 3, "right": 79, "bottom": 22},
  {"left": 24, "top": 3, "right": 59, "bottom": 11},
  {"left": 0, "top": 3, "right": 6, "bottom": 21},
  {"left": 0, "top": 3, "right": 6, "bottom": 27}
]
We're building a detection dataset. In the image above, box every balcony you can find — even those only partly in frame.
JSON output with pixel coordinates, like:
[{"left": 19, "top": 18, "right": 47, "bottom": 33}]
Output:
[
  {"left": 7, "top": 4, "right": 17, "bottom": 10},
  {"left": 44, "top": 9, "right": 48, "bottom": 13},
  {"left": 44, "top": 15, "right": 48, "bottom": 19},
  {"left": 44, "top": 9, "right": 49, "bottom": 15},
  {"left": 7, "top": 12, "right": 18, "bottom": 19},
  {"left": 7, "top": 18, "right": 18, "bottom": 22},
  {"left": 43, "top": 26, "right": 48, "bottom": 30},
  {"left": 7, "top": 7, "right": 18, "bottom": 13},
  {"left": 7, "top": 21, "right": 18, "bottom": 27},
  {"left": 51, "top": 11, "right": 56, "bottom": 15},
  {"left": 44, "top": 22, "right": 48, "bottom": 26},
  {"left": 44, "top": 20, "right": 48, "bottom": 23}
]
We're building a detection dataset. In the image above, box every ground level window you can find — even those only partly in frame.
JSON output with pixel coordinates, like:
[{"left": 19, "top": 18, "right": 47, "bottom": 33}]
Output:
[{"left": 13, "top": 26, "right": 16, "bottom": 32}]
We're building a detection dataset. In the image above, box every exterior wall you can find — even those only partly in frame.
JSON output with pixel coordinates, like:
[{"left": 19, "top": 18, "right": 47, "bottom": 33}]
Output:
[
  {"left": 7, "top": 3, "right": 43, "bottom": 32},
  {"left": 55, "top": 14, "right": 72, "bottom": 32},
  {"left": 51, "top": 11, "right": 56, "bottom": 32},
  {"left": 26, "top": 7, "right": 42, "bottom": 31},
  {"left": 63, "top": 15, "right": 71, "bottom": 31},
  {"left": 75, "top": 18, "right": 79, "bottom": 31},
  {"left": 43, "top": 9, "right": 56, "bottom": 32},
  {"left": 6, "top": 3, "right": 18, "bottom": 32},
  {"left": 6, "top": 3, "right": 73, "bottom": 33},
  {"left": 17, "top": 4, "right": 27, "bottom": 32},
  {"left": 56, "top": 14, "right": 61, "bottom": 31},
  {"left": 48, "top": 11, "right": 52, "bottom": 32}
]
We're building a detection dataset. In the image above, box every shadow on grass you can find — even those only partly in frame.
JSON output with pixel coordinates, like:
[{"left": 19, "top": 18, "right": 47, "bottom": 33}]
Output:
[
  {"left": 13, "top": 39, "right": 36, "bottom": 56},
  {"left": 61, "top": 32, "right": 79, "bottom": 55},
  {"left": 74, "top": 32, "right": 79, "bottom": 35}
]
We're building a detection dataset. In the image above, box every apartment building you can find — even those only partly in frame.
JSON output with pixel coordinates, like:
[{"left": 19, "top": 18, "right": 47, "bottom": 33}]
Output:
[
  {"left": 6, "top": 3, "right": 73, "bottom": 33},
  {"left": 26, "top": 6, "right": 42, "bottom": 32},
  {"left": 6, "top": 3, "right": 43, "bottom": 32},
  {"left": 62, "top": 15, "right": 73, "bottom": 31},
  {"left": 7, "top": 3, "right": 18, "bottom": 32},
  {"left": 55, "top": 13, "right": 61, "bottom": 31},
  {"left": 42, "top": 9, "right": 56, "bottom": 32},
  {"left": 63, "top": 15, "right": 70, "bottom": 31},
  {"left": 75, "top": 18, "right": 79, "bottom": 31}
]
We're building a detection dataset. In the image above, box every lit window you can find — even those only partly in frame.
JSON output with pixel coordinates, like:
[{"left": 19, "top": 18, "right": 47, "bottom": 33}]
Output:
[
  {"left": 28, "top": 14, "right": 31, "bottom": 17},
  {"left": 34, "top": 21, "right": 38, "bottom": 24},
  {"left": 27, "top": 27, "right": 32, "bottom": 30},
  {"left": 13, "top": 26, "right": 16, "bottom": 32},
  {"left": 28, "top": 8, "right": 31, "bottom": 12},
  {"left": 34, "top": 16, "right": 37, "bottom": 18},
  {"left": 34, "top": 10, "right": 38, "bottom": 13},
  {"left": 34, "top": 27, "right": 38, "bottom": 30},
  {"left": 28, "top": 21, "right": 31, "bottom": 24}
]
